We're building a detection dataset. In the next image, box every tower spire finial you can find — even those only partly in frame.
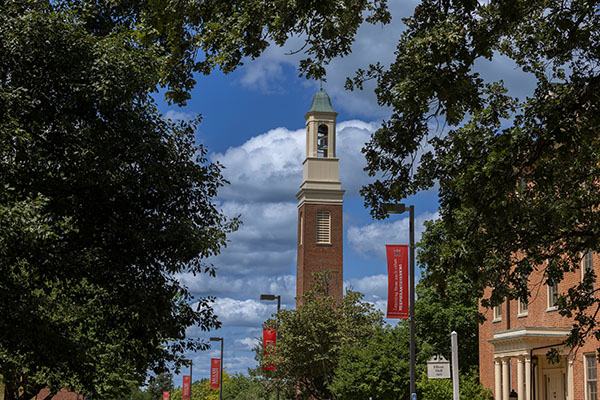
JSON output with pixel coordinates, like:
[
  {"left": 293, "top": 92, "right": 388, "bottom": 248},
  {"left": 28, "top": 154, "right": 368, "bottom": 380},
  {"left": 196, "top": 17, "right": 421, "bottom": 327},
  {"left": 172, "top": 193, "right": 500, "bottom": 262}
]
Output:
[{"left": 319, "top": 79, "right": 323, "bottom": 91}]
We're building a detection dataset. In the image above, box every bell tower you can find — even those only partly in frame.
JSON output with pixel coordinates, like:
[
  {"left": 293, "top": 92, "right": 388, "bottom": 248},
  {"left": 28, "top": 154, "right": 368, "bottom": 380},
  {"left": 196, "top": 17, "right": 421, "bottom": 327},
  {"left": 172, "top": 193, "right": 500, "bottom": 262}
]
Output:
[{"left": 296, "top": 90, "right": 344, "bottom": 302}]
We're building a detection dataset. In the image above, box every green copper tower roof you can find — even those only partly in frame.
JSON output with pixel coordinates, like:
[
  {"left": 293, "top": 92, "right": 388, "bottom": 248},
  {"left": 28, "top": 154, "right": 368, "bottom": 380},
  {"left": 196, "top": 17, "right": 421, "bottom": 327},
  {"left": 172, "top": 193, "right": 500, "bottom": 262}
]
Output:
[{"left": 308, "top": 89, "right": 335, "bottom": 113}]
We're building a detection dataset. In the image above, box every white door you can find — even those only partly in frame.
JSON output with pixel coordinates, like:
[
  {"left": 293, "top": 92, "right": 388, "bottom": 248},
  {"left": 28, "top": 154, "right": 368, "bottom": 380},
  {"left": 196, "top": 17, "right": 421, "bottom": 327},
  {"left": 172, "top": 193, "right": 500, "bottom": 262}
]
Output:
[{"left": 545, "top": 370, "right": 565, "bottom": 400}]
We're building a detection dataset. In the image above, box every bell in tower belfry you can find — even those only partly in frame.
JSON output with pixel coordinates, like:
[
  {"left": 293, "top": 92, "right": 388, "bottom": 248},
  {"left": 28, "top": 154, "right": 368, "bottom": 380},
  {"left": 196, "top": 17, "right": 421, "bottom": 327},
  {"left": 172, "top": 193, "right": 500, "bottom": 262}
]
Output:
[
  {"left": 296, "top": 89, "right": 345, "bottom": 303},
  {"left": 317, "top": 125, "right": 328, "bottom": 157}
]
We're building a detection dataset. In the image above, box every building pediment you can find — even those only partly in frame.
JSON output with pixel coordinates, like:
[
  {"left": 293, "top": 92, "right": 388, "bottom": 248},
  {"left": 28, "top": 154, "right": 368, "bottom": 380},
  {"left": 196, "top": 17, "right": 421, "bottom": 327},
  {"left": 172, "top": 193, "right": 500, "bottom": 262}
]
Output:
[{"left": 489, "top": 326, "right": 571, "bottom": 357}]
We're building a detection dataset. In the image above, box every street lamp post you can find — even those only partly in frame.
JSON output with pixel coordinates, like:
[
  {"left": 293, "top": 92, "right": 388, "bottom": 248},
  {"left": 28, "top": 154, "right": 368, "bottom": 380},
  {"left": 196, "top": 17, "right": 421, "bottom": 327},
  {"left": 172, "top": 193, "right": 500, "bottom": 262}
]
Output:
[
  {"left": 260, "top": 294, "right": 281, "bottom": 313},
  {"left": 189, "top": 359, "right": 193, "bottom": 400},
  {"left": 383, "top": 203, "right": 415, "bottom": 399},
  {"left": 260, "top": 294, "right": 281, "bottom": 400},
  {"left": 209, "top": 337, "right": 224, "bottom": 400}
]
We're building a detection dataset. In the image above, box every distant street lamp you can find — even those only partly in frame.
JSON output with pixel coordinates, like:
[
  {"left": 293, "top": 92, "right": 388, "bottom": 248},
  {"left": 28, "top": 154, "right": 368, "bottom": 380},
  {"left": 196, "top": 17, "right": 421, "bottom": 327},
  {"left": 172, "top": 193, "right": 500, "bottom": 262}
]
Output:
[
  {"left": 209, "top": 337, "right": 224, "bottom": 400},
  {"left": 260, "top": 294, "right": 281, "bottom": 400},
  {"left": 188, "top": 359, "right": 193, "bottom": 400},
  {"left": 382, "top": 203, "right": 416, "bottom": 399}
]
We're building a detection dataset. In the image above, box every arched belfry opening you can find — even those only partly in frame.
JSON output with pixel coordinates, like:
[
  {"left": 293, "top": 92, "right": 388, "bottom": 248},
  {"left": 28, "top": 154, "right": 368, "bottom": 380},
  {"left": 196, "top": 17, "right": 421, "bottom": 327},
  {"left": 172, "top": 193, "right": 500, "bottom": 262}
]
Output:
[
  {"left": 317, "top": 124, "right": 328, "bottom": 157},
  {"left": 297, "top": 89, "right": 344, "bottom": 304}
]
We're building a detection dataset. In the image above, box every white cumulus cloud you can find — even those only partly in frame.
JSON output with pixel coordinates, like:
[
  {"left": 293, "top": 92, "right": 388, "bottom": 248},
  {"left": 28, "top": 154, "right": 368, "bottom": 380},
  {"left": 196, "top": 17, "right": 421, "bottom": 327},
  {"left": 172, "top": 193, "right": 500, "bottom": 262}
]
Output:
[
  {"left": 211, "top": 298, "right": 272, "bottom": 327},
  {"left": 347, "top": 211, "right": 440, "bottom": 260},
  {"left": 237, "top": 337, "right": 260, "bottom": 350},
  {"left": 164, "top": 109, "right": 196, "bottom": 122},
  {"left": 212, "top": 120, "right": 378, "bottom": 202},
  {"left": 345, "top": 274, "right": 388, "bottom": 299}
]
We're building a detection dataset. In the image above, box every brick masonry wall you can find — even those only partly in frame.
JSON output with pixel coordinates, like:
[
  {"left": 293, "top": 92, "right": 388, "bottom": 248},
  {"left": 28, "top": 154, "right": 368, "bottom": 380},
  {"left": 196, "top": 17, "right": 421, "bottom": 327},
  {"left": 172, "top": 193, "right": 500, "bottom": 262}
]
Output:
[
  {"left": 36, "top": 389, "right": 83, "bottom": 399},
  {"left": 296, "top": 203, "right": 343, "bottom": 303},
  {"left": 479, "top": 252, "right": 600, "bottom": 399}
]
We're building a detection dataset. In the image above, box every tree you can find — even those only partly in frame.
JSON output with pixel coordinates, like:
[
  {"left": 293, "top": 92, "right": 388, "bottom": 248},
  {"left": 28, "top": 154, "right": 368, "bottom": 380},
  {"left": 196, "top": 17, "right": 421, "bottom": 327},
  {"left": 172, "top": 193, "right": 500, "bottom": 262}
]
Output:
[
  {"left": 54, "top": 0, "right": 390, "bottom": 105},
  {"left": 261, "top": 272, "right": 384, "bottom": 400},
  {"left": 222, "top": 372, "right": 278, "bottom": 400},
  {"left": 169, "top": 378, "right": 213, "bottom": 400},
  {"left": 0, "top": 4, "right": 239, "bottom": 399},
  {"left": 0, "top": 0, "right": 395, "bottom": 396},
  {"left": 146, "top": 373, "right": 173, "bottom": 400},
  {"left": 1, "top": 0, "right": 395, "bottom": 396},
  {"left": 331, "top": 231, "right": 483, "bottom": 400},
  {"left": 331, "top": 324, "right": 411, "bottom": 399},
  {"left": 416, "top": 219, "right": 484, "bottom": 370},
  {"left": 123, "top": 383, "right": 151, "bottom": 400},
  {"left": 355, "top": 0, "right": 600, "bottom": 350}
]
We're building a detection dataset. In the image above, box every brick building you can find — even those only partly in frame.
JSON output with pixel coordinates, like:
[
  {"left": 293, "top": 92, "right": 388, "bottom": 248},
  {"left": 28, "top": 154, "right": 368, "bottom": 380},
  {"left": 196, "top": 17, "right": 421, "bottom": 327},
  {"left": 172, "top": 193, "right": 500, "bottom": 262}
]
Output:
[
  {"left": 296, "top": 90, "right": 344, "bottom": 302},
  {"left": 479, "top": 251, "right": 599, "bottom": 400}
]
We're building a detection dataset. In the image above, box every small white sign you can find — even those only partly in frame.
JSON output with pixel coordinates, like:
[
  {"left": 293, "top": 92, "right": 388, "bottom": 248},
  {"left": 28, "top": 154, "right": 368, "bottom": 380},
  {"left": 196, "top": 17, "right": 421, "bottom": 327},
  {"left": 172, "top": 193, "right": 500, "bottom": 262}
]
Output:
[{"left": 427, "top": 355, "right": 451, "bottom": 379}]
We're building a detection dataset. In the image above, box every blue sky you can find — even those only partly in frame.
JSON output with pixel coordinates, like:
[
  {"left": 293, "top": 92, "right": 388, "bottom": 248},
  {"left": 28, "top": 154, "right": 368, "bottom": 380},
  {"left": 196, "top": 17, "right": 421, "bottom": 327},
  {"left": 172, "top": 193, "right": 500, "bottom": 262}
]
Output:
[{"left": 155, "top": 0, "right": 536, "bottom": 385}]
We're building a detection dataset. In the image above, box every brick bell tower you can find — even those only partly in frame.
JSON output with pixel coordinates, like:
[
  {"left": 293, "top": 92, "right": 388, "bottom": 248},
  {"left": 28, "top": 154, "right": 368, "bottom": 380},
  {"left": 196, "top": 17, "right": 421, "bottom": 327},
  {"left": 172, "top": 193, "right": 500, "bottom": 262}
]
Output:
[{"left": 296, "top": 89, "right": 344, "bottom": 302}]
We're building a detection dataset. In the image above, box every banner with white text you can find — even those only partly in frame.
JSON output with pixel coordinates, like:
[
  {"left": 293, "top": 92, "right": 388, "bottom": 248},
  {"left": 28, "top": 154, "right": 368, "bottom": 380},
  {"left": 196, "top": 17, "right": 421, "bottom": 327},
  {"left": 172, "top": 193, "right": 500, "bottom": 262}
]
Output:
[
  {"left": 262, "top": 327, "right": 277, "bottom": 371},
  {"left": 182, "top": 375, "right": 191, "bottom": 399},
  {"left": 210, "top": 358, "right": 221, "bottom": 390},
  {"left": 386, "top": 244, "right": 409, "bottom": 319}
]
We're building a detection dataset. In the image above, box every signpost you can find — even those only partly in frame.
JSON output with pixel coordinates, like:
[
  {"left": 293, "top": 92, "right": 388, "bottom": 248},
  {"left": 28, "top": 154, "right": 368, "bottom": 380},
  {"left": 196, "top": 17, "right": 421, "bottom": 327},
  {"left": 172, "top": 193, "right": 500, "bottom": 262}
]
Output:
[
  {"left": 427, "top": 355, "right": 451, "bottom": 379},
  {"left": 451, "top": 331, "right": 460, "bottom": 400}
]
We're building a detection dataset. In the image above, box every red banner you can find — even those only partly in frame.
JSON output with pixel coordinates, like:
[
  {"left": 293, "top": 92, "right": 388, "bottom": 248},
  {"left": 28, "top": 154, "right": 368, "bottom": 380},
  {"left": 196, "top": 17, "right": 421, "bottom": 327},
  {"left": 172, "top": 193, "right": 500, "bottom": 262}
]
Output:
[
  {"left": 182, "top": 375, "right": 190, "bottom": 399},
  {"left": 262, "top": 327, "right": 277, "bottom": 371},
  {"left": 210, "top": 358, "right": 221, "bottom": 390},
  {"left": 386, "top": 244, "right": 409, "bottom": 319},
  {"left": 162, "top": 392, "right": 169, "bottom": 400}
]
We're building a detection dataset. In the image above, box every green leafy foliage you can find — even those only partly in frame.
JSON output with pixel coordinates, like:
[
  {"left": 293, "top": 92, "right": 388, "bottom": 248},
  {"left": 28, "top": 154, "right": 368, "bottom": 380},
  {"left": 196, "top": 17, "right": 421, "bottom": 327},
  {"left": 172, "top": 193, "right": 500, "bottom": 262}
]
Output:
[
  {"left": 58, "top": 0, "right": 390, "bottom": 104},
  {"left": 0, "top": 3, "right": 240, "bottom": 399},
  {"left": 358, "top": 0, "right": 600, "bottom": 352},
  {"left": 416, "top": 219, "right": 484, "bottom": 370},
  {"left": 146, "top": 373, "right": 174, "bottom": 400},
  {"left": 261, "top": 271, "right": 384, "bottom": 400},
  {"left": 332, "top": 250, "right": 483, "bottom": 399},
  {"left": 168, "top": 372, "right": 277, "bottom": 400},
  {"left": 331, "top": 324, "right": 410, "bottom": 399}
]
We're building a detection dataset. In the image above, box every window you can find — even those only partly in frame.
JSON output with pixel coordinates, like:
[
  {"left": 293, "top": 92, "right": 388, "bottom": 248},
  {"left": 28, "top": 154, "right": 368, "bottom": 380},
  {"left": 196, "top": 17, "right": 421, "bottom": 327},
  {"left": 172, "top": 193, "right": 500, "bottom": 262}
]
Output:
[
  {"left": 316, "top": 211, "right": 331, "bottom": 244},
  {"left": 299, "top": 213, "right": 303, "bottom": 246},
  {"left": 493, "top": 303, "right": 502, "bottom": 321},
  {"left": 548, "top": 282, "right": 559, "bottom": 309},
  {"left": 584, "top": 251, "right": 594, "bottom": 276},
  {"left": 586, "top": 354, "right": 598, "bottom": 400},
  {"left": 518, "top": 297, "right": 528, "bottom": 316}
]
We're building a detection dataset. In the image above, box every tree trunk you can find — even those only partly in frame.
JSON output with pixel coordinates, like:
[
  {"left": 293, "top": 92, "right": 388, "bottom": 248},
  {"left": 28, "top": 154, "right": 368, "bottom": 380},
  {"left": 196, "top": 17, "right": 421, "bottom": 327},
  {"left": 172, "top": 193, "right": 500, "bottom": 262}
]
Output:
[{"left": 4, "top": 383, "right": 16, "bottom": 400}]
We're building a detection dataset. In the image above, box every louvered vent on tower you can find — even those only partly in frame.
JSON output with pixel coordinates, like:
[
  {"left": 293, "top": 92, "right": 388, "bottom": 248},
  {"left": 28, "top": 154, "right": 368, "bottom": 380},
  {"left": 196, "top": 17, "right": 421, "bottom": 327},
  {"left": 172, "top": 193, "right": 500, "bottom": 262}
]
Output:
[{"left": 316, "top": 211, "right": 331, "bottom": 244}]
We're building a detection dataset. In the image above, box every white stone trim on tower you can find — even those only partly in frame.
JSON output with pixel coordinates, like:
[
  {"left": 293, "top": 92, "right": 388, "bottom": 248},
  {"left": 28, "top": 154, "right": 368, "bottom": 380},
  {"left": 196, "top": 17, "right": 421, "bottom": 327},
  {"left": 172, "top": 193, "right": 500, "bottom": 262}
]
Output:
[{"left": 297, "top": 94, "right": 344, "bottom": 207}]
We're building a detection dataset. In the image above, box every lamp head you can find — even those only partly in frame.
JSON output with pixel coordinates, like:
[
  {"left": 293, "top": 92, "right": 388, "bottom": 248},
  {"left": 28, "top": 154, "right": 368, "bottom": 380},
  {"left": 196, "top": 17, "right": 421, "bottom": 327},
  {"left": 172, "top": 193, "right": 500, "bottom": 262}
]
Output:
[
  {"left": 260, "top": 294, "right": 277, "bottom": 301},
  {"left": 382, "top": 203, "right": 406, "bottom": 214},
  {"left": 209, "top": 337, "right": 222, "bottom": 342}
]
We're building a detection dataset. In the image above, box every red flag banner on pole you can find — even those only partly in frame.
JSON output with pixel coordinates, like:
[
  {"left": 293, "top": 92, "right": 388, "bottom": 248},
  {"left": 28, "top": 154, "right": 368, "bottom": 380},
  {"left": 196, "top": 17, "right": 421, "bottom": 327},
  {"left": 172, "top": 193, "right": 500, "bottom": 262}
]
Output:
[
  {"left": 162, "top": 391, "right": 169, "bottom": 400},
  {"left": 210, "top": 358, "right": 221, "bottom": 389},
  {"left": 182, "top": 375, "right": 191, "bottom": 399},
  {"left": 262, "top": 327, "right": 277, "bottom": 371},
  {"left": 386, "top": 244, "right": 409, "bottom": 319}
]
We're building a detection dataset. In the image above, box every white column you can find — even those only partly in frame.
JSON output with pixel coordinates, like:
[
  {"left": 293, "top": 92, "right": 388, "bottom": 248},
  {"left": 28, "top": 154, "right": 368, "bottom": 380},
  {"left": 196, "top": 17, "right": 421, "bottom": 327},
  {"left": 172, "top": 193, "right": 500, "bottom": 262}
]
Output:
[
  {"left": 534, "top": 358, "right": 540, "bottom": 400},
  {"left": 503, "top": 357, "right": 510, "bottom": 400},
  {"left": 568, "top": 356, "right": 574, "bottom": 400},
  {"left": 525, "top": 356, "right": 531, "bottom": 400},
  {"left": 495, "top": 358, "right": 502, "bottom": 400},
  {"left": 517, "top": 357, "right": 524, "bottom": 400}
]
